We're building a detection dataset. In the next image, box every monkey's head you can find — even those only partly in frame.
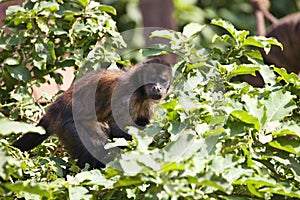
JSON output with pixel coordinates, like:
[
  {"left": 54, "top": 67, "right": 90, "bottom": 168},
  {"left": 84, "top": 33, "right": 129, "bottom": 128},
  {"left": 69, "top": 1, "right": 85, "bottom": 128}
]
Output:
[{"left": 136, "top": 58, "right": 172, "bottom": 100}]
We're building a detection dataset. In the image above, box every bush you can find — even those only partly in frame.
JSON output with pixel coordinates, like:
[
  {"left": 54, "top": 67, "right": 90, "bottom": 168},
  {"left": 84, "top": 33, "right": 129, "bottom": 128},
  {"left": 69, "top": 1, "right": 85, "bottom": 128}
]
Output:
[{"left": 1, "top": 1, "right": 300, "bottom": 199}]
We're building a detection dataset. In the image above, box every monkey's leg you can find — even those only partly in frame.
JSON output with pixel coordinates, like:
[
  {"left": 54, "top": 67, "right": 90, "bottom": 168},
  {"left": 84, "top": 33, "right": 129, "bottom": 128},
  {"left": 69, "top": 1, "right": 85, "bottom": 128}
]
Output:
[
  {"left": 61, "top": 119, "right": 106, "bottom": 168},
  {"left": 109, "top": 118, "right": 133, "bottom": 140}
]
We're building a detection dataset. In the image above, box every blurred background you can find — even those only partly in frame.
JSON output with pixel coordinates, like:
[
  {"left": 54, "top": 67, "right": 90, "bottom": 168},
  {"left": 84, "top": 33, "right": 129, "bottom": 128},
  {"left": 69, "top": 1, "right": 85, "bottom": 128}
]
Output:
[
  {"left": 108, "top": 0, "right": 300, "bottom": 42},
  {"left": 1, "top": 0, "right": 299, "bottom": 52},
  {"left": 1, "top": 0, "right": 299, "bottom": 94}
]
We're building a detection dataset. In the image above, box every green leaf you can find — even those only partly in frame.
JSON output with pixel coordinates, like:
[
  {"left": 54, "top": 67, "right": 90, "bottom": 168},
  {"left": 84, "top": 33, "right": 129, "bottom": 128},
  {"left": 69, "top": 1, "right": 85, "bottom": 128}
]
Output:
[
  {"left": 161, "top": 162, "right": 185, "bottom": 173},
  {"left": 105, "top": 138, "right": 129, "bottom": 149},
  {"left": 51, "top": 28, "right": 68, "bottom": 35},
  {"left": 211, "top": 19, "right": 249, "bottom": 42},
  {"left": 243, "top": 36, "right": 283, "bottom": 54},
  {"left": 77, "top": 0, "right": 89, "bottom": 7},
  {"left": 241, "top": 95, "right": 267, "bottom": 126},
  {"left": 274, "top": 67, "right": 299, "bottom": 84},
  {"left": 227, "top": 64, "right": 260, "bottom": 80},
  {"left": 272, "top": 127, "right": 300, "bottom": 137},
  {"left": 0, "top": 118, "right": 45, "bottom": 135},
  {"left": 36, "top": 18, "right": 49, "bottom": 34},
  {"left": 164, "top": 133, "right": 197, "bottom": 162},
  {"left": 4, "top": 182, "right": 50, "bottom": 198},
  {"left": 230, "top": 110, "right": 260, "bottom": 130},
  {"left": 5, "top": 5, "right": 25, "bottom": 16},
  {"left": 74, "top": 170, "right": 115, "bottom": 187},
  {"left": 114, "top": 177, "right": 143, "bottom": 188},
  {"left": 35, "top": 41, "right": 56, "bottom": 62},
  {"left": 261, "top": 90, "right": 296, "bottom": 122},
  {"left": 150, "top": 30, "right": 177, "bottom": 40},
  {"left": 140, "top": 44, "right": 171, "bottom": 57},
  {"left": 269, "top": 137, "right": 300, "bottom": 154},
  {"left": 98, "top": 5, "right": 117, "bottom": 15},
  {"left": 259, "top": 65, "right": 277, "bottom": 85},
  {"left": 211, "top": 155, "right": 236, "bottom": 175},
  {"left": 183, "top": 23, "right": 205, "bottom": 38},
  {"left": 211, "top": 19, "right": 236, "bottom": 39},
  {"left": 38, "top": 2, "right": 59, "bottom": 11},
  {"left": 0, "top": 146, "right": 22, "bottom": 180},
  {"left": 5, "top": 64, "right": 31, "bottom": 82}
]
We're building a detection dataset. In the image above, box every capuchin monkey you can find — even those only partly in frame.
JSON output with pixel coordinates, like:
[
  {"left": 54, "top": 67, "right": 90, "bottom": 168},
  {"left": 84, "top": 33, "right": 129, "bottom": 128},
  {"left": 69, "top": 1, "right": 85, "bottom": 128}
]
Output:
[{"left": 12, "top": 58, "right": 172, "bottom": 168}]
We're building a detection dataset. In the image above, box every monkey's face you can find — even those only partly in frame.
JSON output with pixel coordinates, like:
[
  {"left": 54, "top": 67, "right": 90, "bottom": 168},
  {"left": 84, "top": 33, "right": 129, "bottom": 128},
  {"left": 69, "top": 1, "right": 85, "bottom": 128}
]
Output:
[
  {"left": 143, "top": 74, "right": 170, "bottom": 100},
  {"left": 140, "top": 64, "right": 172, "bottom": 100}
]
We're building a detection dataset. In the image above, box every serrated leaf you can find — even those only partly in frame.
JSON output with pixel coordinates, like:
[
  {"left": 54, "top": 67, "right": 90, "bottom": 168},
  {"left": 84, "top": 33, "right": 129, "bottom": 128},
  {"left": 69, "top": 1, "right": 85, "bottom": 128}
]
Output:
[
  {"left": 274, "top": 67, "right": 299, "bottom": 84},
  {"left": 183, "top": 23, "right": 205, "bottom": 38},
  {"left": 261, "top": 90, "right": 296, "bottom": 122}
]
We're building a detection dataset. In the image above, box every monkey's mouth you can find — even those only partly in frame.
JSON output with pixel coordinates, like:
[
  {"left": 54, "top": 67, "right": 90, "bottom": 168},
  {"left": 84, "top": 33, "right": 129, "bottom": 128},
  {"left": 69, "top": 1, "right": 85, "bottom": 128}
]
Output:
[{"left": 150, "top": 94, "right": 162, "bottom": 100}]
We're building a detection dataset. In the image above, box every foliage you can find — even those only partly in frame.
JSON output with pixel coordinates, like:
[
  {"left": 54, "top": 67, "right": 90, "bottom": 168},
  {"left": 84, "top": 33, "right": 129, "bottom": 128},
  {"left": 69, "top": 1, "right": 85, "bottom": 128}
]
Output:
[
  {"left": 1, "top": 1, "right": 300, "bottom": 200},
  {"left": 0, "top": 0, "right": 125, "bottom": 123}
]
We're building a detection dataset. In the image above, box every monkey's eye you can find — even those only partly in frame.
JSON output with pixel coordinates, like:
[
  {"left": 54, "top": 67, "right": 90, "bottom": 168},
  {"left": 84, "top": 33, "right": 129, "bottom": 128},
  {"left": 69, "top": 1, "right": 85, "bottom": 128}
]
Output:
[{"left": 159, "top": 76, "right": 168, "bottom": 84}]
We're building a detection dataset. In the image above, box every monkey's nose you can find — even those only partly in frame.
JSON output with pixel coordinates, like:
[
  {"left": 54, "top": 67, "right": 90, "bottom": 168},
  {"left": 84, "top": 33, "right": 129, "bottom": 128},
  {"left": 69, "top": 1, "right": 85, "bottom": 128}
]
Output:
[{"left": 152, "top": 85, "right": 162, "bottom": 93}]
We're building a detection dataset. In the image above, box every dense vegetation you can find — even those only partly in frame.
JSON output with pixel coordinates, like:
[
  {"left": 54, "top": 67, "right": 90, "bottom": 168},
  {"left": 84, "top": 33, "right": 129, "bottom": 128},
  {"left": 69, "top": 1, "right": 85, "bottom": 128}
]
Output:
[{"left": 1, "top": 0, "right": 300, "bottom": 199}]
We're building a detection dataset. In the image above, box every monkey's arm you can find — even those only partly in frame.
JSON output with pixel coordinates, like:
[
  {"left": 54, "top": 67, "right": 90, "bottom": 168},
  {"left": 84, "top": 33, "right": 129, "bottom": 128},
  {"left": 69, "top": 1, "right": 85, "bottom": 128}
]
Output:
[{"left": 108, "top": 118, "right": 133, "bottom": 141}]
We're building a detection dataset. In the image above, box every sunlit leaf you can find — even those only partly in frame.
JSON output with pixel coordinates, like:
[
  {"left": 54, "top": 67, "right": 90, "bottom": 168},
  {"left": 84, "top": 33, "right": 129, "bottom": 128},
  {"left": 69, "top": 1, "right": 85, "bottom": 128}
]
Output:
[
  {"left": 230, "top": 110, "right": 260, "bottom": 130},
  {"left": 0, "top": 118, "right": 45, "bottom": 135},
  {"left": 183, "top": 23, "right": 205, "bottom": 38},
  {"left": 261, "top": 90, "right": 296, "bottom": 122}
]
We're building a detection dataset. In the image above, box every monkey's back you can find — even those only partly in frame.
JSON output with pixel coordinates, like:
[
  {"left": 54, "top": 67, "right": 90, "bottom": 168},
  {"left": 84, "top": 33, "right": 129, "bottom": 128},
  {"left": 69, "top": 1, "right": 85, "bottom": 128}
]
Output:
[{"left": 42, "top": 69, "right": 125, "bottom": 134}]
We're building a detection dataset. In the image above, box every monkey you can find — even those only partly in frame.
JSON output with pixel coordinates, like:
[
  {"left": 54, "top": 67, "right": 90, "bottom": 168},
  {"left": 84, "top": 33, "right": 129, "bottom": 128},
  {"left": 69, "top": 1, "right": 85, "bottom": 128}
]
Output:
[
  {"left": 12, "top": 58, "right": 172, "bottom": 169},
  {"left": 249, "top": 0, "right": 300, "bottom": 87}
]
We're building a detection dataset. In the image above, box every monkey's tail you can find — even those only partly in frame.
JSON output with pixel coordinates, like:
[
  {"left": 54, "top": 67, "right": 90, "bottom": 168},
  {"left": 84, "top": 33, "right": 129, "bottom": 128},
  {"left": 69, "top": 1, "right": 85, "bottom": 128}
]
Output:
[{"left": 12, "top": 118, "right": 51, "bottom": 151}]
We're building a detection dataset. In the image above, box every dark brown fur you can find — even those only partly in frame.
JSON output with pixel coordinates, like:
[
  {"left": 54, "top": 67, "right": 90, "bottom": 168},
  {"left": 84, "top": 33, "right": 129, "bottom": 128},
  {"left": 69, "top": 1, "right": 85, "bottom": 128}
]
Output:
[{"left": 13, "top": 58, "right": 172, "bottom": 168}]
